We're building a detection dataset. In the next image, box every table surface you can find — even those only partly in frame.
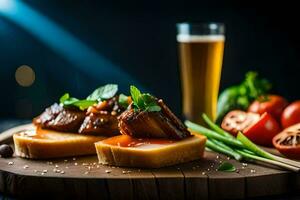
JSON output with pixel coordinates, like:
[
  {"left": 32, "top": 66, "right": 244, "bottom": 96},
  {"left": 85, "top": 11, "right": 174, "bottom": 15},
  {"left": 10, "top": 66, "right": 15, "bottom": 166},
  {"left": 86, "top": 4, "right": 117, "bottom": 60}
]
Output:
[{"left": 0, "top": 120, "right": 300, "bottom": 199}]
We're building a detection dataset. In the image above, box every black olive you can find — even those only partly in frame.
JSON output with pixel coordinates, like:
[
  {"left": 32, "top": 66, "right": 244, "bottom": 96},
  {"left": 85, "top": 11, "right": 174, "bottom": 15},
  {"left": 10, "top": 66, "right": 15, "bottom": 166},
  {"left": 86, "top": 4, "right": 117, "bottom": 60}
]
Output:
[{"left": 0, "top": 144, "right": 14, "bottom": 158}]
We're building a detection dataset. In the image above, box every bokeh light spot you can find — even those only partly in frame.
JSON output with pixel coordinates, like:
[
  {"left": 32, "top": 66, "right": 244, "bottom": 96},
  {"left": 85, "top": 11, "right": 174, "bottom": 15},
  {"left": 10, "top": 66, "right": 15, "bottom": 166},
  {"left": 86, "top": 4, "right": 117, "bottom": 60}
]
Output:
[{"left": 15, "top": 65, "right": 36, "bottom": 87}]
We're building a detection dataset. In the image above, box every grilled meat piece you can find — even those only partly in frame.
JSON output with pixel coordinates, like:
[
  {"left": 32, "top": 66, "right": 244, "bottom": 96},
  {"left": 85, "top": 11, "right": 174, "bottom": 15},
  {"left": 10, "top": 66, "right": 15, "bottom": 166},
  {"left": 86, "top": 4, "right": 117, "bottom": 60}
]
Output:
[
  {"left": 79, "top": 97, "right": 125, "bottom": 135},
  {"left": 79, "top": 113, "right": 120, "bottom": 136},
  {"left": 118, "top": 99, "right": 191, "bottom": 140},
  {"left": 33, "top": 103, "right": 85, "bottom": 132}
]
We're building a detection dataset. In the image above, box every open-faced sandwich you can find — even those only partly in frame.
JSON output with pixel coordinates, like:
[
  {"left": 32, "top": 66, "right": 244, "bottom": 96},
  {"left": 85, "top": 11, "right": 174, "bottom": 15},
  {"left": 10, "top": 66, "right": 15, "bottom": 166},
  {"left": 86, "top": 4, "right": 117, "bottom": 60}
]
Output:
[
  {"left": 14, "top": 84, "right": 130, "bottom": 159},
  {"left": 95, "top": 86, "right": 206, "bottom": 168}
]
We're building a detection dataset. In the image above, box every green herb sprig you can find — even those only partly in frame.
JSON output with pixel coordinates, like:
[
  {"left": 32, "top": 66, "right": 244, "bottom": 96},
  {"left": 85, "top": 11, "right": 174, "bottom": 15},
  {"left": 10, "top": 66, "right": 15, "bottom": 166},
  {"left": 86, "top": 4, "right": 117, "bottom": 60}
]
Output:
[
  {"left": 59, "top": 84, "right": 118, "bottom": 110},
  {"left": 130, "top": 85, "right": 161, "bottom": 112}
]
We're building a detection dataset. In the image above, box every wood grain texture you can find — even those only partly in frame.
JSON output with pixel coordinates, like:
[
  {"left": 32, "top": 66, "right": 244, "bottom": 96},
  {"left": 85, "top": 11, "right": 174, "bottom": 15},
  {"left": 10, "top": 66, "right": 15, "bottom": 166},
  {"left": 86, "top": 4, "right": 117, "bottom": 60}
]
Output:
[{"left": 0, "top": 124, "right": 299, "bottom": 199}]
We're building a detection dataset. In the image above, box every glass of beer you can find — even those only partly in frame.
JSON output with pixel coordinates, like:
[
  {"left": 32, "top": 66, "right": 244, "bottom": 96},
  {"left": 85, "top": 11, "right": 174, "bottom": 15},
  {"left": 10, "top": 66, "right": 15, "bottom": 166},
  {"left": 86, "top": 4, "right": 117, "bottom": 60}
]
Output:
[{"left": 177, "top": 23, "right": 225, "bottom": 125}]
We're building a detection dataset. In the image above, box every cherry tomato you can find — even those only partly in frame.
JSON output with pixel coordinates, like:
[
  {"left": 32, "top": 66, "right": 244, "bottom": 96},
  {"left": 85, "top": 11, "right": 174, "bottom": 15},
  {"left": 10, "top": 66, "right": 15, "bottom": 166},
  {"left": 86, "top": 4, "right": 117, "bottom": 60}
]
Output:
[
  {"left": 221, "top": 110, "right": 260, "bottom": 136},
  {"left": 273, "top": 123, "right": 300, "bottom": 159},
  {"left": 281, "top": 101, "right": 300, "bottom": 129},
  {"left": 243, "top": 112, "right": 281, "bottom": 146},
  {"left": 248, "top": 95, "right": 288, "bottom": 121}
]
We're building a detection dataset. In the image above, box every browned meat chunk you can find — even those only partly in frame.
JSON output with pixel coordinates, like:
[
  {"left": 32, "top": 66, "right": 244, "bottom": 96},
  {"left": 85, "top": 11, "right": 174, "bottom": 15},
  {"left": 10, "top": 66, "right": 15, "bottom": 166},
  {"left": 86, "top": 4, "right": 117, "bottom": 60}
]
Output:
[
  {"left": 33, "top": 103, "right": 85, "bottom": 132},
  {"left": 79, "top": 113, "right": 119, "bottom": 136},
  {"left": 118, "top": 99, "right": 191, "bottom": 140},
  {"left": 79, "top": 97, "right": 124, "bottom": 136}
]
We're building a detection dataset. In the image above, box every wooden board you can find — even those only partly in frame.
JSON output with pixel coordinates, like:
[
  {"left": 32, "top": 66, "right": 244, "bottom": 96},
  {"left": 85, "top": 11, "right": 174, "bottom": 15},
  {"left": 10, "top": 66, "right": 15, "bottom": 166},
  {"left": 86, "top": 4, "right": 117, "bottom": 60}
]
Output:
[{"left": 0, "top": 124, "right": 298, "bottom": 199}]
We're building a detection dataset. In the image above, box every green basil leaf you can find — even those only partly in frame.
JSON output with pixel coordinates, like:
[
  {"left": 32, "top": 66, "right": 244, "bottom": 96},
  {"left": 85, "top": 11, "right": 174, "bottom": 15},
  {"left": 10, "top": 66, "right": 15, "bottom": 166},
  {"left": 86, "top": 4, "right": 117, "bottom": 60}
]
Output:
[
  {"left": 130, "top": 85, "right": 161, "bottom": 112},
  {"left": 87, "top": 84, "right": 118, "bottom": 101},
  {"left": 119, "top": 93, "right": 129, "bottom": 108},
  {"left": 146, "top": 105, "right": 161, "bottom": 112},
  {"left": 62, "top": 97, "right": 79, "bottom": 106},
  {"left": 59, "top": 93, "right": 70, "bottom": 104},
  {"left": 130, "top": 85, "right": 144, "bottom": 109},
  {"left": 217, "top": 162, "right": 236, "bottom": 172},
  {"left": 72, "top": 99, "right": 97, "bottom": 110}
]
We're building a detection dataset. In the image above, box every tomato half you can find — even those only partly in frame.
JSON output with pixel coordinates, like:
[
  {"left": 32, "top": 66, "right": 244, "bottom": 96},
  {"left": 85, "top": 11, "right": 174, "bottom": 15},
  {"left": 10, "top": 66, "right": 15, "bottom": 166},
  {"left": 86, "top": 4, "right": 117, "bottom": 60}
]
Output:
[
  {"left": 243, "top": 112, "right": 281, "bottom": 146},
  {"left": 248, "top": 95, "right": 288, "bottom": 121},
  {"left": 221, "top": 110, "right": 260, "bottom": 136},
  {"left": 273, "top": 123, "right": 300, "bottom": 159},
  {"left": 281, "top": 101, "right": 300, "bottom": 129}
]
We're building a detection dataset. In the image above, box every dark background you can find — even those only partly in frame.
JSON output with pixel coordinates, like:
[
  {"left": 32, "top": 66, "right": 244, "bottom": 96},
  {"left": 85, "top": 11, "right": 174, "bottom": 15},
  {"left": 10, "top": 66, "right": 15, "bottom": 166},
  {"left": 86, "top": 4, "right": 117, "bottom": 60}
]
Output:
[{"left": 0, "top": 0, "right": 299, "bottom": 119}]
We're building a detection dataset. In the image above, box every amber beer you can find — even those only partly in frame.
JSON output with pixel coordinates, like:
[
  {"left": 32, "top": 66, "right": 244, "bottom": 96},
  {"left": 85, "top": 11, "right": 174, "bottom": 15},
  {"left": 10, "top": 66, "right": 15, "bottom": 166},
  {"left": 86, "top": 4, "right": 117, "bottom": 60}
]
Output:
[{"left": 177, "top": 23, "right": 225, "bottom": 124}]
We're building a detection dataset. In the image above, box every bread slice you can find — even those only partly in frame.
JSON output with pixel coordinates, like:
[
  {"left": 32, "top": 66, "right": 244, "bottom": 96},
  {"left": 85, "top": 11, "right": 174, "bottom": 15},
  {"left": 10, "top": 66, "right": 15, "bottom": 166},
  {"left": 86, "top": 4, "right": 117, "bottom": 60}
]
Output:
[
  {"left": 14, "top": 126, "right": 107, "bottom": 159},
  {"left": 95, "top": 135, "right": 206, "bottom": 168}
]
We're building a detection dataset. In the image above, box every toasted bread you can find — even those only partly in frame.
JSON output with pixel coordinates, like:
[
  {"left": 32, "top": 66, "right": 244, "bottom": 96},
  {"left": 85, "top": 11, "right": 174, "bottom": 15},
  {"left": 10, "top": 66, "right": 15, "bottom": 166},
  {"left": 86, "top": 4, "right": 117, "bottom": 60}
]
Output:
[
  {"left": 95, "top": 135, "right": 206, "bottom": 168},
  {"left": 14, "top": 126, "right": 107, "bottom": 159}
]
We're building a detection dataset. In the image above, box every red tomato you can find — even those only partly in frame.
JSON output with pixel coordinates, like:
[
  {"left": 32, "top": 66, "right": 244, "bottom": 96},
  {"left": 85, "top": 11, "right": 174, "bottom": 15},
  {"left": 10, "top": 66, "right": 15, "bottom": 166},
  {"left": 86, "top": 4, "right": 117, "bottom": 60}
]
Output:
[
  {"left": 243, "top": 112, "right": 281, "bottom": 146},
  {"left": 221, "top": 110, "right": 260, "bottom": 136},
  {"left": 273, "top": 123, "right": 300, "bottom": 159},
  {"left": 281, "top": 101, "right": 300, "bottom": 129},
  {"left": 248, "top": 95, "right": 288, "bottom": 121}
]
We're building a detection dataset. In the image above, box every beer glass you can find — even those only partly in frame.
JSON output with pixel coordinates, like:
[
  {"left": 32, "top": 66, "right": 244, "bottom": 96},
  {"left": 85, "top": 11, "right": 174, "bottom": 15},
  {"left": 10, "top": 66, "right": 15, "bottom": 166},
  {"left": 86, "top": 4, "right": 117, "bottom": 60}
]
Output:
[{"left": 177, "top": 23, "right": 225, "bottom": 124}]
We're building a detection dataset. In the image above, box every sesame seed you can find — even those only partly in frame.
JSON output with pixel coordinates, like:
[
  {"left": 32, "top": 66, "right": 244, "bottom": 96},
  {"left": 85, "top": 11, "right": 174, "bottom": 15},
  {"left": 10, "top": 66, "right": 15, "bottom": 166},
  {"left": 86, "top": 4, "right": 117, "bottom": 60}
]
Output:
[
  {"left": 88, "top": 166, "right": 91, "bottom": 170},
  {"left": 41, "top": 172, "right": 45, "bottom": 175},
  {"left": 55, "top": 169, "right": 61, "bottom": 173},
  {"left": 65, "top": 166, "right": 69, "bottom": 169},
  {"left": 64, "top": 160, "right": 68, "bottom": 162},
  {"left": 43, "top": 170, "right": 48, "bottom": 173},
  {"left": 201, "top": 172, "right": 206, "bottom": 175},
  {"left": 122, "top": 171, "right": 127, "bottom": 174},
  {"left": 74, "top": 163, "right": 78, "bottom": 166},
  {"left": 8, "top": 162, "right": 13, "bottom": 165},
  {"left": 105, "top": 170, "right": 112, "bottom": 173},
  {"left": 55, "top": 165, "right": 59, "bottom": 168},
  {"left": 96, "top": 165, "right": 100, "bottom": 168},
  {"left": 73, "top": 157, "right": 76, "bottom": 161},
  {"left": 60, "top": 171, "right": 65, "bottom": 174},
  {"left": 84, "top": 171, "right": 89, "bottom": 175},
  {"left": 250, "top": 169, "right": 256, "bottom": 173},
  {"left": 34, "top": 170, "right": 38, "bottom": 173},
  {"left": 23, "top": 165, "right": 29, "bottom": 169},
  {"left": 82, "top": 163, "right": 88, "bottom": 166}
]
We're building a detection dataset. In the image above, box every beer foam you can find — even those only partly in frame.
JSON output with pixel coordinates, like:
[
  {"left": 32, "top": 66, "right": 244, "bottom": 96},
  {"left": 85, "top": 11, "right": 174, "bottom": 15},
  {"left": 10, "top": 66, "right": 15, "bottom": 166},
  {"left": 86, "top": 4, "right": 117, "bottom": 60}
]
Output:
[{"left": 177, "top": 35, "right": 225, "bottom": 42}]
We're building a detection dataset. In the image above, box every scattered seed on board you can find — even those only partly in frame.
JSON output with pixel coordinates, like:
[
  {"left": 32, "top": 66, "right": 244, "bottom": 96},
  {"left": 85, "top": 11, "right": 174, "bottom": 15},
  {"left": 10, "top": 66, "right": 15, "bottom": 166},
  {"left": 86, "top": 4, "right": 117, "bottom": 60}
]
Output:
[
  {"left": 43, "top": 169, "right": 48, "bottom": 173},
  {"left": 74, "top": 163, "right": 78, "bottom": 166},
  {"left": 8, "top": 162, "right": 13, "bottom": 165},
  {"left": 242, "top": 163, "right": 248, "bottom": 167},
  {"left": 60, "top": 171, "right": 65, "bottom": 174},
  {"left": 84, "top": 171, "right": 89, "bottom": 175},
  {"left": 55, "top": 169, "right": 61, "bottom": 173},
  {"left": 105, "top": 170, "right": 112, "bottom": 173},
  {"left": 23, "top": 165, "right": 29, "bottom": 169},
  {"left": 250, "top": 169, "right": 256, "bottom": 173},
  {"left": 55, "top": 165, "right": 59, "bottom": 168}
]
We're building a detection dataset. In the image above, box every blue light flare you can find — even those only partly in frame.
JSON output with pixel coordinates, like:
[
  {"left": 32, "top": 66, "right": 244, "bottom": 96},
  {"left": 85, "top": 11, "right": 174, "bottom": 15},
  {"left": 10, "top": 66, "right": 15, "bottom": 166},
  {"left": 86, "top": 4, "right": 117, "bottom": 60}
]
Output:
[{"left": 0, "top": 0, "right": 144, "bottom": 91}]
